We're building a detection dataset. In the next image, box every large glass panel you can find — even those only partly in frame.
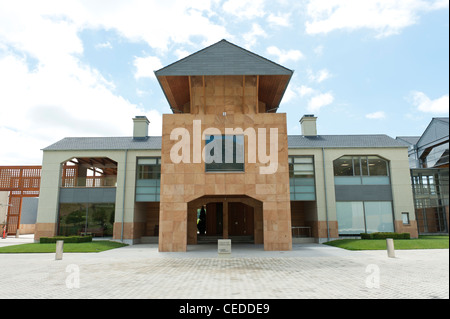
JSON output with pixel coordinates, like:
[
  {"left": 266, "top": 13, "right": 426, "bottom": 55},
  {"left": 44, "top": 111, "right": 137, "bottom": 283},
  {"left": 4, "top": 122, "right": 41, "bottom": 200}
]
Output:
[
  {"left": 58, "top": 203, "right": 87, "bottom": 236},
  {"left": 289, "top": 156, "right": 316, "bottom": 201},
  {"left": 353, "top": 157, "right": 362, "bottom": 176},
  {"left": 364, "top": 202, "right": 394, "bottom": 233},
  {"left": 58, "top": 203, "right": 115, "bottom": 237},
  {"left": 336, "top": 202, "right": 365, "bottom": 235},
  {"left": 361, "top": 157, "right": 369, "bottom": 176},
  {"left": 136, "top": 158, "right": 161, "bottom": 202},
  {"left": 333, "top": 157, "right": 354, "bottom": 176},
  {"left": 86, "top": 203, "right": 115, "bottom": 237},
  {"left": 361, "top": 176, "right": 390, "bottom": 185},
  {"left": 368, "top": 156, "right": 389, "bottom": 176},
  {"left": 334, "top": 156, "right": 390, "bottom": 184},
  {"left": 138, "top": 158, "right": 161, "bottom": 180},
  {"left": 334, "top": 177, "right": 362, "bottom": 185}
]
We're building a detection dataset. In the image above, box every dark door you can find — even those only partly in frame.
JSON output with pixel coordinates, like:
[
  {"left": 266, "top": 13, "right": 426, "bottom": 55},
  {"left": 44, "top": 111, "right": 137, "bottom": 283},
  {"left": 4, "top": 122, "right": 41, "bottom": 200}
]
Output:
[
  {"left": 205, "top": 203, "right": 223, "bottom": 236},
  {"left": 228, "top": 203, "right": 254, "bottom": 236}
]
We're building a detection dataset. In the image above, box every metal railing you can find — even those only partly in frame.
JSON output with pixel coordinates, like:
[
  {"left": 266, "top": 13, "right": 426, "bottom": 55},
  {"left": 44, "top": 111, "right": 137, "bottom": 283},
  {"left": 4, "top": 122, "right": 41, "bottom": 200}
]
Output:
[{"left": 292, "top": 226, "right": 312, "bottom": 238}]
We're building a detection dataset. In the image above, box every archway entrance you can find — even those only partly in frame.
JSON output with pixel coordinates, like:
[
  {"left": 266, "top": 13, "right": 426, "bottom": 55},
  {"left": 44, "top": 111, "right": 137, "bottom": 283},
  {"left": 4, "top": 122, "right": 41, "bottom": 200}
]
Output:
[{"left": 188, "top": 195, "right": 262, "bottom": 245}]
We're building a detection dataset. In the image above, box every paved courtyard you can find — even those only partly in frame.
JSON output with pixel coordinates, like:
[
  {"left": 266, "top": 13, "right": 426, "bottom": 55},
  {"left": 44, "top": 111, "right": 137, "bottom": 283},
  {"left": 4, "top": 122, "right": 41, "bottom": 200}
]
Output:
[{"left": 0, "top": 235, "right": 448, "bottom": 300}]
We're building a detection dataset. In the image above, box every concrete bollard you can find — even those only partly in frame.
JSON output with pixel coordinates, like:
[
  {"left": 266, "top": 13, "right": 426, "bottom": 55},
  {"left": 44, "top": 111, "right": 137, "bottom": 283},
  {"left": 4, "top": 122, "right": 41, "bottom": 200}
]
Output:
[
  {"left": 15, "top": 229, "right": 20, "bottom": 238},
  {"left": 386, "top": 238, "right": 395, "bottom": 258},
  {"left": 218, "top": 239, "right": 231, "bottom": 258},
  {"left": 55, "top": 240, "right": 64, "bottom": 260}
]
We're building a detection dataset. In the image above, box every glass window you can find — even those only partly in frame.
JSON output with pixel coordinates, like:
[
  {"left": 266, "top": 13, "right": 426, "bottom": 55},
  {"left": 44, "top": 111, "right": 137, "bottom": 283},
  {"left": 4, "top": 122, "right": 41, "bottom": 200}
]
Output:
[
  {"left": 402, "top": 212, "right": 410, "bottom": 225},
  {"left": 289, "top": 156, "right": 316, "bottom": 201},
  {"left": 336, "top": 202, "right": 365, "bottom": 235},
  {"left": 205, "top": 135, "right": 244, "bottom": 172},
  {"left": 361, "top": 157, "right": 369, "bottom": 176},
  {"left": 58, "top": 203, "right": 86, "bottom": 237},
  {"left": 364, "top": 202, "right": 394, "bottom": 233},
  {"left": 334, "top": 156, "right": 390, "bottom": 185},
  {"left": 333, "top": 157, "right": 354, "bottom": 176},
  {"left": 137, "top": 158, "right": 161, "bottom": 180},
  {"left": 368, "top": 156, "right": 389, "bottom": 176},
  {"left": 136, "top": 158, "right": 161, "bottom": 202},
  {"left": 353, "top": 157, "right": 362, "bottom": 176},
  {"left": 337, "top": 201, "right": 395, "bottom": 235},
  {"left": 58, "top": 203, "right": 115, "bottom": 237}
]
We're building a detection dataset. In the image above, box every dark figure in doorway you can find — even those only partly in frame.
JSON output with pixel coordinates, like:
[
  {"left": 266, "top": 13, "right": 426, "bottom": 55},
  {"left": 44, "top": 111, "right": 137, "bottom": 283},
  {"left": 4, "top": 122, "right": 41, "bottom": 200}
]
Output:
[{"left": 198, "top": 206, "right": 206, "bottom": 235}]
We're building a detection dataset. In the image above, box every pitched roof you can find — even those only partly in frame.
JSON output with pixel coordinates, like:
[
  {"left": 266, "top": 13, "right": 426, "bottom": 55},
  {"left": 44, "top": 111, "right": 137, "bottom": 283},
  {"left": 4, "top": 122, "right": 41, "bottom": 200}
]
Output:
[
  {"left": 154, "top": 39, "right": 293, "bottom": 113},
  {"left": 43, "top": 134, "right": 406, "bottom": 151},
  {"left": 288, "top": 135, "right": 407, "bottom": 148},
  {"left": 43, "top": 137, "right": 162, "bottom": 151},
  {"left": 416, "top": 117, "right": 449, "bottom": 151},
  {"left": 155, "top": 39, "right": 293, "bottom": 77},
  {"left": 396, "top": 136, "right": 421, "bottom": 146}
]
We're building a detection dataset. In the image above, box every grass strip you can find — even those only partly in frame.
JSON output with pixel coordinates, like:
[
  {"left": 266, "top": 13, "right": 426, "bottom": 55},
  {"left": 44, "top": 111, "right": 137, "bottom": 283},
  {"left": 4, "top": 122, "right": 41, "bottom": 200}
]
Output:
[
  {"left": 0, "top": 240, "right": 128, "bottom": 253},
  {"left": 324, "top": 235, "right": 449, "bottom": 250}
]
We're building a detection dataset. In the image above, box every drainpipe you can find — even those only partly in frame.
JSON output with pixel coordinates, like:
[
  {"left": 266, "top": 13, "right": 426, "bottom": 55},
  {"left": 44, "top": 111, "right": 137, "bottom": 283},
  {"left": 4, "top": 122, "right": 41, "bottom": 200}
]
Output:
[
  {"left": 121, "top": 149, "right": 128, "bottom": 243},
  {"left": 322, "top": 148, "right": 330, "bottom": 242}
]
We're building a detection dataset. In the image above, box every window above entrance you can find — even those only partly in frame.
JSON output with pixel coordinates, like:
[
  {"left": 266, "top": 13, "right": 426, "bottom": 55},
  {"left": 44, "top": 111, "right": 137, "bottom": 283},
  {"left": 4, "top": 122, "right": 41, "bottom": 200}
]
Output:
[
  {"left": 205, "top": 135, "right": 245, "bottom": 173},
  {"left": 333, "top": 156, "right": 390, "bottom": 185}
]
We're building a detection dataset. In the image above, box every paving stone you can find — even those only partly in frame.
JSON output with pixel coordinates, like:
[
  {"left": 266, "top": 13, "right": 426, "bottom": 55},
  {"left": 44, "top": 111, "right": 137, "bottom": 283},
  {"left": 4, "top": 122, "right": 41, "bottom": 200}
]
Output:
[{"left": 0, "top": 236, "right": 448, "bottom": 299}]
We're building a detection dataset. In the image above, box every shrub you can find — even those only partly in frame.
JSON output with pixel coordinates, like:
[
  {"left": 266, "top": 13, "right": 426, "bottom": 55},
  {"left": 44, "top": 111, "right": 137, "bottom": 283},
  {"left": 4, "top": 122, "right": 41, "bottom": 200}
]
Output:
[
  {"left": 40, "top": 236, "right": 93, "bottom": 244},
  {"left": 360, "top": 232, "right": 410, "bottom": 240}
]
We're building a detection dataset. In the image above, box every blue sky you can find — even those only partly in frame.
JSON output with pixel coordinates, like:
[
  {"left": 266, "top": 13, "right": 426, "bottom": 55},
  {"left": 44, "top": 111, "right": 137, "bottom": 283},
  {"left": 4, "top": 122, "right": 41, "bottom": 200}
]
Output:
[{"left": 0, "top": 0, "right": 448, "bottom": 165}]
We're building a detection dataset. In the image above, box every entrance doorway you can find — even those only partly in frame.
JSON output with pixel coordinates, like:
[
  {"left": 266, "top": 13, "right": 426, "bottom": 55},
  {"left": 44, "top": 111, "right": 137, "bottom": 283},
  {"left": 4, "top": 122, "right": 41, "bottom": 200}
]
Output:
[
  {"left": 189, "top": 196, "right": 261, "bottom": 245},
  {"left": 203, "top": 202, "right": 223, "bottom": 236}
]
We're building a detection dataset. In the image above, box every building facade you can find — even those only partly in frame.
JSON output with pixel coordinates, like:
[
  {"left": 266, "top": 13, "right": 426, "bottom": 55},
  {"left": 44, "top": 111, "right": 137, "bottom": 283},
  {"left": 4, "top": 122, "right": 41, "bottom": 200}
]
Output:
[
  {"left": 34, "top": 40, "right": 418, "bottom": 251},
  {"left": 397, "top": 117, "right": 449, "bottom": 234},
  {"left": 0, "top": 166, "right": 41, "bottom": 235}
]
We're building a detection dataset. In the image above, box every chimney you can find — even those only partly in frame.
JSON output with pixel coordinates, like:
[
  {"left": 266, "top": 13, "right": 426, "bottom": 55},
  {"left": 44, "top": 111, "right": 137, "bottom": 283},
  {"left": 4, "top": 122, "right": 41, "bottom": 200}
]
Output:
[
  {"left": 300, "top": 114, "right": 318, "bottom": 136},
  {"left": 133, "top": 116, "right": 149, "bottom": 140}
]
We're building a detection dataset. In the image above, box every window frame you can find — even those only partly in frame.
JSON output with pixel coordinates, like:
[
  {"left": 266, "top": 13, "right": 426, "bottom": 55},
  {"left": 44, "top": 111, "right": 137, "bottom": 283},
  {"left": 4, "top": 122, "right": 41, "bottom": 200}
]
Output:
[{"left": 204, "top": 134, "right": 245, "bottom": 173}]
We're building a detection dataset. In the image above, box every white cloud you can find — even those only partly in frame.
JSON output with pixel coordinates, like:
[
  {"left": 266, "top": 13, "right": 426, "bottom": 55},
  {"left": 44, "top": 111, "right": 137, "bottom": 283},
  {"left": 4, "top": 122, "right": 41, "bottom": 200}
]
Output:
[
  {"left": 243, "top": 23, "right": 268, "bottom": 49},
  {"left": 174, "top": 49, "right": 191, "bottom": 60},
  {"left": 266, "top": 46, "right": 304, "bottom": 64},
  {"left": 0, "top": 1, "right": 230, "bottom": 53},
  {"left": 222, "top": 0, "right": 266, "bottom": 19},
  {"left": 0, "top": 53, "right": 163, "bottom": 164},
  {"left": 411, "top": 91, "right": 449, "bottom": 114},
  {"left": 134, "top": 56, "right": 163, "bottom": 80},
  {"left": 298, "top": 85, "right": 315, "bottom": 97},
  {"left": 366, "top": 111, "right": 386, "bottom": 119},
  {"left": 305, "top": 0, "right": 449, "bottom": 38},
  {"left": 0, "top": 0, "right": 234, "bottom": 164},
  {"left": 308, "top": 68, "right": 332, "bottom": 83},
  {"left": 267, "top": 12, "right": 291, "bottom": 27},
  {"left": 95, "top": 42, "right": 113, "bottom": 49},
  {"left": 314, "top": 45, "right": 324, "bottom": 56},
  {"left": 308, "top": 92, "right": 334, "bottom": 112}
]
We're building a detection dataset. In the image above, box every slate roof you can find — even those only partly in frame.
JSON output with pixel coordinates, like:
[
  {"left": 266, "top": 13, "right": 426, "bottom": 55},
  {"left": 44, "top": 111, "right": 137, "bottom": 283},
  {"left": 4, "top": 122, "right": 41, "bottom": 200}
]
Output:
[
  {"left": 43, "top": 137, "right": 162, "bottom": 151},
  {"left": 395, "top": 136, "right": 421, "bottom": 146},
  {"left": 43, "top": 134, "right": 406, "bottom": 151},
  {"left": 287, "top": 135, "right": 407, "bottom": 148},
  {"left": 155, "top": 39, "right": 293, "bottom": 77}
]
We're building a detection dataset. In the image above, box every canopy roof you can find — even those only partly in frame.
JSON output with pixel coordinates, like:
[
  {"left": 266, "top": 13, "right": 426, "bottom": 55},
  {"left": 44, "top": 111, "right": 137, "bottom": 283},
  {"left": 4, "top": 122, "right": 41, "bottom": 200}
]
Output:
[{"left": 155, "top": 39, "right": 294, "bottom": 113}]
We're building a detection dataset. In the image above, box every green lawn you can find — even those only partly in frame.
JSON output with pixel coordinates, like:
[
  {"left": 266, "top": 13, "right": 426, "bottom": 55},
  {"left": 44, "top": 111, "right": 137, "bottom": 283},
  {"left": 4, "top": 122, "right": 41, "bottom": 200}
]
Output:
[
  {"left": 324, "top": 235, "right": 449, "bottom": 250},
  {"left": 0, "top": 240, "right": 128, "bottom": 253}
]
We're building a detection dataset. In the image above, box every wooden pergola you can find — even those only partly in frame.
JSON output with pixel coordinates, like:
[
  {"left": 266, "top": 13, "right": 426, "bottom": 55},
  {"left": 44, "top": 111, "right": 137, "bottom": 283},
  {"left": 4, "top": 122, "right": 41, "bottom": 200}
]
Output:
[{"left": 0, "top": 166, "right": 41, "bottom": 235}]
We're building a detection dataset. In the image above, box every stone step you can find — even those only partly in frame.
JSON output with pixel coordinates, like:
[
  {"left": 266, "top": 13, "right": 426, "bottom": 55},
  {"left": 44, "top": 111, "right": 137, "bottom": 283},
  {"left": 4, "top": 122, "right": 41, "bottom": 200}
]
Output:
[
  {"left": 140, "top": 236, "right": 158, "bottom": 244},
  {"left": 197, "top": 235, "right": 254, "bottom": 243}
]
